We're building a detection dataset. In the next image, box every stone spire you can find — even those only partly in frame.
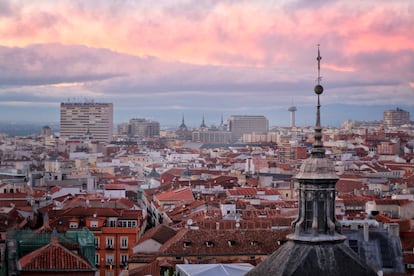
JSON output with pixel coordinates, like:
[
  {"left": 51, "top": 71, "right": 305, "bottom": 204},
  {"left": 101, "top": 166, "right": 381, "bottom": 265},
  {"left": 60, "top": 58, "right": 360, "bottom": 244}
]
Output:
[
  {"left": 289, "top": 45, "right": 342, "bottom": 241},
  {"left": 179, "top": 114, "right": 188, "bottom": 130},
  {"left": 312, "top": 45, "right": 325, "bottom": 158},
  {"left": 200, "top": 114, "right": 207, "bottom": 128},
  {"left": 245, "top": 45, "right": 377, "bottom": 276}
]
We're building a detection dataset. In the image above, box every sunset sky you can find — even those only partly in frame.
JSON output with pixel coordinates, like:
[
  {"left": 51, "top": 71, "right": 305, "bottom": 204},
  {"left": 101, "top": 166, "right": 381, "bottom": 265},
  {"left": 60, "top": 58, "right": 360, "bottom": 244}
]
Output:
[{"left": 0, "top": 0, "right": 413, "bottom": 127}]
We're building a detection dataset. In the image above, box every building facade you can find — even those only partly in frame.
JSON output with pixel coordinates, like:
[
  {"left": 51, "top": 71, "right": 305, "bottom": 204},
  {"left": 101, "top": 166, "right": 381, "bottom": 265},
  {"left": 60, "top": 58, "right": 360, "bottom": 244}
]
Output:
[
  {"left": 60, "top": 102, "right": 113, "bottom": 142},
  {"left": 228, "top": 115, "right": 269, "bottom": 143},
  {"left": 383, "top": 108, "right": 410, "bottom": 127},
  {"left": 129, "top": 118, "right": 160, "bottom": 138},
  {"left": 192, "top": 129, "right": 232, "bottom": 144},
  {"left": 277, "top": 144, "right": 308, "bottom": 163}
]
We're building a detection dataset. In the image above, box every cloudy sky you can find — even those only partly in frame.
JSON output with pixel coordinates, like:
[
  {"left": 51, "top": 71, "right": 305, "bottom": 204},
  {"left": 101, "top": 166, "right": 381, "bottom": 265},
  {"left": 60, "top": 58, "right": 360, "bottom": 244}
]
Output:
[{"left": 0, "top": 0, "right": 413, "bottom": 128}]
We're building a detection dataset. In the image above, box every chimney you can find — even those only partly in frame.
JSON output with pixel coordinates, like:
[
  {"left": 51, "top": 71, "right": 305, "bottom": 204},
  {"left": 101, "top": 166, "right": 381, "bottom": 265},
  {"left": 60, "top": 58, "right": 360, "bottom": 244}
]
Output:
[
  {"left": 51, "top": 228, "right": 59, "bottom": 244},
  {"left": 216, "top": 222, "right": 220, "bottom": 231},
  {"left": 43, "top": 212, "right": 50, "bottom": 229},
  {"left": 363, "top": 221, "right": 369, "bottom": 242}
]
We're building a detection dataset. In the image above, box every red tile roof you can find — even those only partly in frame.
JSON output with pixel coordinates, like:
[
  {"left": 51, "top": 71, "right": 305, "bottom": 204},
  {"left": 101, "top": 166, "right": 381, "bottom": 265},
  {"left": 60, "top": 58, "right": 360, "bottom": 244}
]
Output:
[
  {"left": 155, "top": 187, "right": 194, "bottom": 202},
  {"left": 159, "top": 228, "right": 290, "bottom": 256},
  {"left": 336, "top": 179, "right": 365, "bottom": 193},
  {"left": 104, "top": 183, "right": 126, "bottom": 190},
  {"left": 227, "top": 187, "right": 280, "bottom": 196},
  {"left": 18, "top": 238, "right": 94, "bottom": 272},
  {"left": 375, "top": 199, "right": 411, "bottom": 206},
  {"left": 135, "top": 224, "right": 178, "bottom": 247}
]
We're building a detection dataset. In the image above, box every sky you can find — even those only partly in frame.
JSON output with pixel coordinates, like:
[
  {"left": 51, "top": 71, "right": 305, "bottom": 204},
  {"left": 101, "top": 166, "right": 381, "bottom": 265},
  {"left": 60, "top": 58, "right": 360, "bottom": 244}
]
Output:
[{"left": 0, "top": 0, "right": 413, "bottom": 128}]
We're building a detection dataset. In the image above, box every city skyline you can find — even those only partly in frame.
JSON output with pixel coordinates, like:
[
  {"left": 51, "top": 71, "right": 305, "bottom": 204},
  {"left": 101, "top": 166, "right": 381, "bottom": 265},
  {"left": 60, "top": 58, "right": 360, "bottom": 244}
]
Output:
[{"left": 0, "top": 0, "right": 413, "bottom": 127}]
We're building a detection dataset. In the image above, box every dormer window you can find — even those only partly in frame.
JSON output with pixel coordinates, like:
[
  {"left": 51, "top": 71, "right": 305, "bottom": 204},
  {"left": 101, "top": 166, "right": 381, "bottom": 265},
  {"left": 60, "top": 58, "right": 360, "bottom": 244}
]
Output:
[
  {"left": 183, "top": 241, "right": 192, "bottom": 248},
  {"left": 108, "top": 218, "right": 117, "bottom": 228},
  {"left": 69, "top": 222, "right": 78, "bottom": 229},
  {"left": 206, "top": 241, "right": 214, "bottom": 247},
  {"left": 228, "top": 240, "right": 236, "bottom": 247},
  {"left": 250, "top": 240, "right": 258, "bottom": 246}
]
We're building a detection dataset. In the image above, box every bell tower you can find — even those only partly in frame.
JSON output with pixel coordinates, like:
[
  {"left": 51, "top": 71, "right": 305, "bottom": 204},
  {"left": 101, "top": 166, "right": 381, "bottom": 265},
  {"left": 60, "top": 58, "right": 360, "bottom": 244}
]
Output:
[{"left": 289, "top": 45, "right": 343, "bottom": 242}]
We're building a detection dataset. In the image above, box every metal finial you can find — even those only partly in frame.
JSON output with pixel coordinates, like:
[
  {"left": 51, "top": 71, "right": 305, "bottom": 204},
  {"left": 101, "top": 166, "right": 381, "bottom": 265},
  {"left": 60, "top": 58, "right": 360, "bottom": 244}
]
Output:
[
  {"left": 317, "top": 44, "right": 322, "bottom": 85},
  {"left": 312, "top": 44, "right": 325, "bottom": 158}
]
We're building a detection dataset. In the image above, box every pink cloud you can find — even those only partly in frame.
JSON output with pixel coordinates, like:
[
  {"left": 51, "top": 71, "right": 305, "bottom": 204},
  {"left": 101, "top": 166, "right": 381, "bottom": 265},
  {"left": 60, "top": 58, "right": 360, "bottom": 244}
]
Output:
[{"left": 0, "top": 0, "right": 412, "bottom": 69}]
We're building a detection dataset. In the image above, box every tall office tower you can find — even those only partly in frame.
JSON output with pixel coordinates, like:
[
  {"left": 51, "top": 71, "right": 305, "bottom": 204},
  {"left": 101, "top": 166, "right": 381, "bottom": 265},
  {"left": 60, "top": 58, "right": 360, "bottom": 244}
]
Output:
[
  {"left": 227, "top": 115, "right": 269, "bottom": 142},
  {"left": 383, "top": 108, "right": 410, "bottom": 127},
  {"left": 60, "top": 102, "right": 113, "bottom": 142},
  {"left": 129, "top": 118, "right": 160, "bottom": 138}
]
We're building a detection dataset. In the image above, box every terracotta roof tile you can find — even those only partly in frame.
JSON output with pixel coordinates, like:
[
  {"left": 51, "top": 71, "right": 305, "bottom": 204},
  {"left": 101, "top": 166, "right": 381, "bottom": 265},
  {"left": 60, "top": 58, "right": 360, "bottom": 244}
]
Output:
[
  {"left": 159, "top": 228, "right": 290, "bottom": 256},
  {"left": 136, "top": 224, "right": 178, "bottom": 246},
  {"left": 18, "top": 239, "right": 94, "bottom": 271},
  {"left": 104, "top": 183, "right": 125, "bottom": 190},
  {"left": 227, "top": 187, "right": 280, "bottom": 196},
  {"left": 155, "top": 187, "right": 194, "bottom": 202}
]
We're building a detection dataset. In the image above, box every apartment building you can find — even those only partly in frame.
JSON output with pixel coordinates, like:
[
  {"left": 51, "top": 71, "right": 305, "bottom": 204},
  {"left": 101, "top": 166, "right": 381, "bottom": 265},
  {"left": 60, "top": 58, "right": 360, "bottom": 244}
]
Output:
[
  {"left": 129, "top": 118, "right": 160, "bottom": 138},
  {"left": 60, "top": 102, "right": 113, "bottom": 142},
  {"left": 45, "top": 203, "right": 143, "bottom": 276},
  {"left": 383, "top": 108, "right": 410, "bottom": 127}
]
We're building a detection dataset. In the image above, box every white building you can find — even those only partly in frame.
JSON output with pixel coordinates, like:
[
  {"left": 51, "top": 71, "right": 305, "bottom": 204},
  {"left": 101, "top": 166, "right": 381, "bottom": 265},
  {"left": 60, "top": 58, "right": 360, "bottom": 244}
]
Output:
[{"left": 60, "top": 102, "right": 113, "bottom": 142}]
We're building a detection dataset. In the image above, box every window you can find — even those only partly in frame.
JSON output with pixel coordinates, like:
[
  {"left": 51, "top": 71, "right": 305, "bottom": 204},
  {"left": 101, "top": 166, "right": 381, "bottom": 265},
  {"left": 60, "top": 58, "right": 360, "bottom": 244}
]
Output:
[
  {"left": 119, "top": 220, "right": 137, "bottom": 228},
  {"left": 106, "top": 237, "right": 114, "bottom": 249},
  {"left": 95, "top": 253, "right": 100, "bottom": 265},
  {"left": 108, "top": 218, "right": 117, "bottom": 228},
  {"left": 349, "top": 240, "right": 359, "bottom": 253},
  {"left": 106, "top": 254, "right": 114, "bottom": 265},
  {"left": 69, "top": 222, "right": 78, "bottom": 229},
  {"left": 120, "top": 237, "right": 128, "bottom": 249},
  {"left": 94, "top": 237, "right": 100, "bottom": 249},
  {"left": 120, "top": 254, "right": 128, "bottom": 266},
  {"left": 90, "top": 221, "right": 98, "bottom": 228}
]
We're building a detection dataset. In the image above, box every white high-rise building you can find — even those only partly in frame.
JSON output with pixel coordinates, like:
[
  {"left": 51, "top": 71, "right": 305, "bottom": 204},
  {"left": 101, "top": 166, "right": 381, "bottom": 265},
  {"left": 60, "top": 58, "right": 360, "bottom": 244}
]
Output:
[
  {"left": 60, "top": 102, "right": 113, "bottom": 142},
  {"left": 383, "top": 108, "right": 410, "bottom": 127},
  {"left": 228, "top": 115, "right": 269, "bottom": 142}
]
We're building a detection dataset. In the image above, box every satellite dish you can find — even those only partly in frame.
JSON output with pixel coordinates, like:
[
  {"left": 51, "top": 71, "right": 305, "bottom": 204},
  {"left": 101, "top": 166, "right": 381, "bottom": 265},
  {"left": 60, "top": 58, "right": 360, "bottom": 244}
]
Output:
[
  {"left": 187, "top": 219, "right": 193, "bottom": 226},
  {"left": 235, "top": 222, "right": 240, "bottom": 228}
]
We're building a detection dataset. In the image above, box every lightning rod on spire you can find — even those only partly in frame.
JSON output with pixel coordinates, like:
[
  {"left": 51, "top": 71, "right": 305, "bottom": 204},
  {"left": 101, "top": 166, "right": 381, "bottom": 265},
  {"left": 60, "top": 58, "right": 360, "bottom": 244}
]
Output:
[{"left": 317, "top": 44, "right": 322, "bottom": 85}]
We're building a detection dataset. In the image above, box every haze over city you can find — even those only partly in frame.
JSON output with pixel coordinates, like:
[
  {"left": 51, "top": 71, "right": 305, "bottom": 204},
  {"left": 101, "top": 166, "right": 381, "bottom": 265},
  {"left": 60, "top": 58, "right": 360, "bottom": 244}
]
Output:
[{"left": 0, "top": 0, "right": 413, "bottom": 127}]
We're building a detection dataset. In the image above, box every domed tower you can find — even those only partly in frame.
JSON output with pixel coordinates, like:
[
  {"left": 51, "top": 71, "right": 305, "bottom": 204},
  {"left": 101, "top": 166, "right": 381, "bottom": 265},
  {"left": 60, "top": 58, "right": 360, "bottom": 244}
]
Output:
[
  {"left": 176, "top": 114, "right": 191, "bottom": 140},
  {"left": 200, "top": 114, "right": 207, "bottom": 129},
  {"left": 179, "top": 114, "right": 188, "bottom": 131},
  {"left": 246, "top": 46, "right": 376, "bottom": 276}
]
